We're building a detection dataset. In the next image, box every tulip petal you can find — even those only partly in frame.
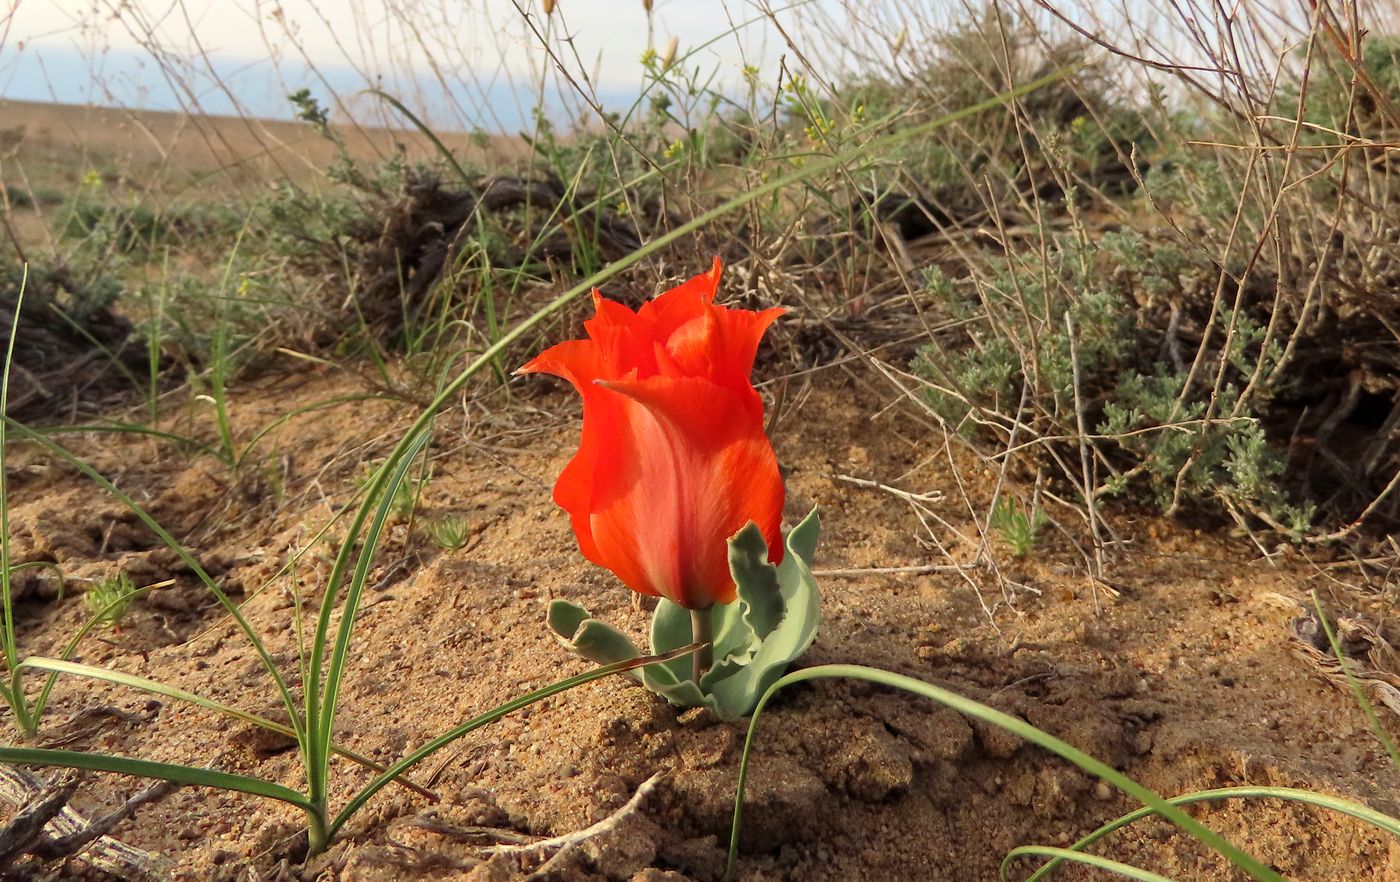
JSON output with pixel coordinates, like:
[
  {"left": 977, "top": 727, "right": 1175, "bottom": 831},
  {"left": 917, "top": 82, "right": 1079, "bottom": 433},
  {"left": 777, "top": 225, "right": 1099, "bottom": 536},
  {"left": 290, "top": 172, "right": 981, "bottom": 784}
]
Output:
[
  {"left": 590, "top": 375, "right": 784, "bottom": 607},
  {"left": 647, "top": 256, "right": 722, "bottom": 312},
  {"left": 644, "top": 264, "right": 783, "bottom": 384},
  {"left": 518, "top": 340, "right": 620, "bottom": 567},
  {"left": 517, "top": 338, "right": 602, "bottom": 387},
  {"left": 711, "top": 304, "right": 786, "bottom": 381}
]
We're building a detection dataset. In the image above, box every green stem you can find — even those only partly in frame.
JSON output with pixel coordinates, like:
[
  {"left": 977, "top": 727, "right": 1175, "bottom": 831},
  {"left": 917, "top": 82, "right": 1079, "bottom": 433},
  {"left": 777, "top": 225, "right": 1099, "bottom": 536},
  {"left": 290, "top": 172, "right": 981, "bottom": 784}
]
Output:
[
  {"left": 305, "top": 801, "right": 330, "bottom": 856},
  {"left": 691, "top": 608, "right": 713, "bottom": 683}
]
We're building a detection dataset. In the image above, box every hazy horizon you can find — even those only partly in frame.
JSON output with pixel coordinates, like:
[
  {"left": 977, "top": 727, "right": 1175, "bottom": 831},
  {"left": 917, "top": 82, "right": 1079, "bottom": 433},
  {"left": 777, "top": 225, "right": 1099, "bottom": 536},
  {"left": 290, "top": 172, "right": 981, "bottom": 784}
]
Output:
[
  {"left": 0, "top": 41, "right": 649, "bottom": 132},
  {"left": 0, "top": 0, "right": 808, "bottom": 133}
]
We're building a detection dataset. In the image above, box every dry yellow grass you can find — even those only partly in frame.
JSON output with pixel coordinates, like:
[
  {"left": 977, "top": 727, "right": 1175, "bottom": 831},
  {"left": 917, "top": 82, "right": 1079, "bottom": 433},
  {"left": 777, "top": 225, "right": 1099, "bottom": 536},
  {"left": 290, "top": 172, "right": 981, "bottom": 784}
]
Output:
[{"left": 0, "top": 98, "right": 524, "bottom": 196}]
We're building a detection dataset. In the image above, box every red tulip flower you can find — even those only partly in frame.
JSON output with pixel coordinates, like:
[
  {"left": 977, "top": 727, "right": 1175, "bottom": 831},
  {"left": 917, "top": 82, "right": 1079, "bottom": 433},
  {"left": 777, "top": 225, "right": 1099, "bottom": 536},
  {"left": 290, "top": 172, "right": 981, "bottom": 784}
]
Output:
[{"left": 520, "top": 258, "right": 785, "bottom": 611}]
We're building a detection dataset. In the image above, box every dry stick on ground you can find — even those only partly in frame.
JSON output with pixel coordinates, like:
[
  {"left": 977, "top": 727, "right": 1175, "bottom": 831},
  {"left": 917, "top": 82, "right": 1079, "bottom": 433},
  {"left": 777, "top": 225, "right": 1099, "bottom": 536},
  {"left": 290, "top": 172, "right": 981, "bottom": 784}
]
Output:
[
  {"left": 1064, "top": 311, "right": 1107, "bottom": 592},
  {"left": 510, "top": 771, "right": 666, "bottom": 881},
  {"left": 0, "top": 765, "right": 174, "bottom": 882},
  {"left": 408, "top": 771, "right": 667, "bottom": 879},
  {"left": 815, "top": 563, "right": 976, "bottom": 578}
]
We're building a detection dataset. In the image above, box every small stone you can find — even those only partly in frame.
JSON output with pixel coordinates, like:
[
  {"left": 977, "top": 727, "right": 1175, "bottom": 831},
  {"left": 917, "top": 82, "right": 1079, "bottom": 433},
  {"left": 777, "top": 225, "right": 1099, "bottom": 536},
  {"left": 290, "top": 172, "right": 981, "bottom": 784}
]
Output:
[{"left": 972, "top": 718, "right": 1024, "bottom": 758}]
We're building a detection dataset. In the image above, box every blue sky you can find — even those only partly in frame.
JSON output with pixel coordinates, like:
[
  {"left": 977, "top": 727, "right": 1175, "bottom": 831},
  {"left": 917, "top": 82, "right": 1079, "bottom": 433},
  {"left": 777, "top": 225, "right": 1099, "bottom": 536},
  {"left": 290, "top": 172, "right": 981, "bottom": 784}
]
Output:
[{"left": 0, "top": 1, "right": 823, "bottom": 131}]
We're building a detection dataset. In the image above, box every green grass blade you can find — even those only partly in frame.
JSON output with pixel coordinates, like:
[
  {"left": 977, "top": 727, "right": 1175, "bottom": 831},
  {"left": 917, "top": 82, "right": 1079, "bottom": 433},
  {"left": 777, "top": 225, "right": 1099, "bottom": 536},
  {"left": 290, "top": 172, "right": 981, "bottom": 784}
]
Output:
[
  {"left": 21, "top": 656, "right": 436, "bottom": 801},
  {"left": 309, "top": 429, "right": 431, "bottom": 805},
  {"left": 327, "top": 644, "right": 699, "bottom": 838},
  {"left": 208, "top": 220, "right": 252, "bottom": 465},
  {"left": 5, "top": 561, "right": 65, "bottom": 602},
  {"left": 1018, "top": 785, "right": 1400, "bottom": 882},
  {"left": 0, "top": 746, "right": 312, "bottom": 810},
  {"left": 25, "top": 656, "right": 296, "bottom": 735},
  {"left": 43, "top": 304, "right": 145, "bottom": 398},
  {"left": 29, "top": 582, "right": 143, "bottom": 723},
  {"left": 1004, "top": 847, "right": 1178, "bottom": 882},
  {"left": 367, "top": 90, "right": 474, "bottom": 187},
  {"left": 723, "top": 664, "right": 1284, "bottom": 882},
  {"left": 0, "top": 264, "right": 33, "bottom": 734},
  {"left": 234, "top": 393, "right": 389, "bottom": 469}
]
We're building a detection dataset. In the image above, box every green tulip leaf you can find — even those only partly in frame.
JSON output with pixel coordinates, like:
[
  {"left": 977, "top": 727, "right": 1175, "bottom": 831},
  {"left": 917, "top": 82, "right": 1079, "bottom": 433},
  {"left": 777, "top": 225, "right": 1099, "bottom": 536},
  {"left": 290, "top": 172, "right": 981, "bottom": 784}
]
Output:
[
  {"left": 782, "top": 506, "right": 821, "bottom": 573},
  {"left": 641, "top": 672, "right": 709, "bottom": 708},
  {"left": 546, "top": 600, "right": 646, "bottom": 682},
  {"left": 543, "top": 508, "right": 821, "bottom": 721},
  {"left": 727, "top": 521, "right": 784, "bottom": 642},
  {"left": 546, "top": 598, "right": 591, "bottom": 640},
  {"left": 649, "top": 598, "right": 697, "bottom": 684},
  {"left": 706, "top": 507, "right": 821, "bottom": 718}
]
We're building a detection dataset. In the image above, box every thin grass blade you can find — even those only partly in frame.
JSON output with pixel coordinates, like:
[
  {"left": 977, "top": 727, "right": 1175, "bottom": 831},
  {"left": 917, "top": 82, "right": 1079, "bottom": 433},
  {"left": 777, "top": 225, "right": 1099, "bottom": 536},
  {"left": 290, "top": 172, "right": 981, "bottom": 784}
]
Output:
[
  {"left": 308, "top": 429, "right": 431, "bottom": 804},
  {"left": 0, "top": 264, "right": 31, "bottom": 733},
  {"left": 1018, "top": 785, "right": 1400, "bottom": 882},
  {"left": 366, "top": 90, "right": 474, "bottom": 186},
  {"left": 1003, "top": 847, "right": 1178, "bottom": 882},
  {"left": 36, "top": 421, "right": 216, "bottom": 457},
  {"left": 21, "top": 656, "right": 436, "bottom": 801},
  {"left": 1311, "top": 590, "right": 1400, "bottom": 768},
  {"left": 0, "top": 746, "right": 312, "bottom": 810}
]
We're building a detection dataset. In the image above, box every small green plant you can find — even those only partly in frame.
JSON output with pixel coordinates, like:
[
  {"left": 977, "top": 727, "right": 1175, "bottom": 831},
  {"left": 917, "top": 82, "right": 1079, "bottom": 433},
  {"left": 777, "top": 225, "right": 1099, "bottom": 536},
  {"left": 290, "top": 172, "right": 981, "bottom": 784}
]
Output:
[
  {"left": 426, "top": 515, "right": 471, "bottom": 551},
  {"left": 83, "top": 572, "right": 141, "bottom": 630},
  {"left": 989, "top": 496, "right": 1045, "bottom": 558},
  {"left": 913, "top": 216, "right": 1318, "bottom": 538}
]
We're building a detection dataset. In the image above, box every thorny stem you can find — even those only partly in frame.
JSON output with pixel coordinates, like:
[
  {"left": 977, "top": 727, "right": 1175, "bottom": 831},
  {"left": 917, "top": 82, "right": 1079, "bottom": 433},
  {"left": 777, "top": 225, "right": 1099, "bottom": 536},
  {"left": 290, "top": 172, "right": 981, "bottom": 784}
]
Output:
[{"left": 691, "top": 608, "right": 713, "bottom": 683}]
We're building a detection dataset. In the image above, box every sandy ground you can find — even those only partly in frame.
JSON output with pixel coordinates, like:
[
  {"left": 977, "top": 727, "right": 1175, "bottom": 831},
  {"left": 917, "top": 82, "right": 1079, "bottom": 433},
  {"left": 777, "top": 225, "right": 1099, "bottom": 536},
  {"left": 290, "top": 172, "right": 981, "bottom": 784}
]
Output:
[{"left": 2, "top": 361, "right": 1399, "bottom": 881}]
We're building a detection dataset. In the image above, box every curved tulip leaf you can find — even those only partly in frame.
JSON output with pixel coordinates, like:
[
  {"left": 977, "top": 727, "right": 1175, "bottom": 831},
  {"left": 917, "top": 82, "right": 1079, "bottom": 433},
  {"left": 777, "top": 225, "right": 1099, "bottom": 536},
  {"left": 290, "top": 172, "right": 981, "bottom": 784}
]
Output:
[
  {"left": 706, "top": 507, "right": 821, "bottom": 718},
  {"left": 546, "top": 600, "right": 646, "bottom": 683},
  {"left": 782, "top": 508, "right": 821, "bottom": 574},
  {"left": 649, "top": 597, "right": 697, "bottom": 684},
  {"left": 726, "top": 521, "right": 784, "bottom": 643},
  {"left": 546, "top": 600, "right": 592, "bottom": 642},
  {"left": 643, "top": 669, "right": 709, "bottom": 707},
  {"left": 544, "top": 508, "right": 821, "bottom": 721}
]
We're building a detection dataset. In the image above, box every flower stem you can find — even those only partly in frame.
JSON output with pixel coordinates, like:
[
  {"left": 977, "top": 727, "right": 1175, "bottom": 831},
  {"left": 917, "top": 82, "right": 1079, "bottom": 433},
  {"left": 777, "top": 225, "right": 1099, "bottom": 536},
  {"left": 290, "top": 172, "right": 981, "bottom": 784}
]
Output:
[{"left": 690, "top": 608, "right": 713, "bottom": 683}]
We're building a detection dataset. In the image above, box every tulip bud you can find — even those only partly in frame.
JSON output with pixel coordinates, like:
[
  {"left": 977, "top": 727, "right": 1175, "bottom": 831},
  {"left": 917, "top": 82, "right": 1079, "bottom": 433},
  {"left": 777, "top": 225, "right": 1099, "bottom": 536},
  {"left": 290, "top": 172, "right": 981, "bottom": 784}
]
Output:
[
  {"left": 542, "top": 0, "right": 556, "bottom": 13},
  {"left": 660, "top": 35, "right": 679, "bottom": 69}
]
